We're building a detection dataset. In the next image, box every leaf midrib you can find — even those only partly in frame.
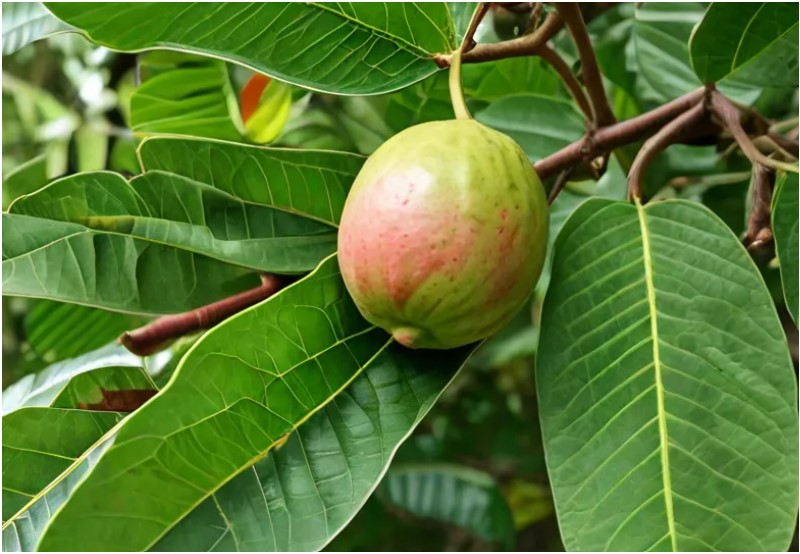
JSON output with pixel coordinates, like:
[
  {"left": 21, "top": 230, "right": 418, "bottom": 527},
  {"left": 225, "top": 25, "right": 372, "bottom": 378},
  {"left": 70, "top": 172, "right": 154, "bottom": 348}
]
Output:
[{"left": 636, "top": 198, "right": 677, "bottom": 552}]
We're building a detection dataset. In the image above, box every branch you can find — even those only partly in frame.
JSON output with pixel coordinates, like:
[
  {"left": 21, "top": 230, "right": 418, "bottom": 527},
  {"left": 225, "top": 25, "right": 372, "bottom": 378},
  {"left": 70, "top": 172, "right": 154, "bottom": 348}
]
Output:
[
  {"left": 547, "top": 166, "right": 576, "bottom": 206},
  {"left": 537, "top": 44, "right": 593, "bottom": 121},
  {"left": 119, "top": 274, "right": 287, "bottom": 356},
  {"left": 628, "top": 102, "right": 707, "bottom": 200},
  {"left": 435, "top": 10, "right": 563, "bottom": 67},
  {"left": 534, "top": 88, "right": 706, "bottom": 180},
  {"left": 459, "top": 2, "right": 489, "bottom": 52},
  {"left": 745, "top": 164, "right": 775, "bottom": 254},
  {"left": 555, "top": 3, "right": 616, "bottom": 127},
  {"left": 710, "top": 92, "right": 799, "bottom": 174}
]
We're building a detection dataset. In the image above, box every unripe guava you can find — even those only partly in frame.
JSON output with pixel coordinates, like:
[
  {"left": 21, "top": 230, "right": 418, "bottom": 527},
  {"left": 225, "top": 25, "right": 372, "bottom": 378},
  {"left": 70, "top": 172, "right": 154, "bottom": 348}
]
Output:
[{"left": 338, "top": 119, "right": 548, "bottom": 349}]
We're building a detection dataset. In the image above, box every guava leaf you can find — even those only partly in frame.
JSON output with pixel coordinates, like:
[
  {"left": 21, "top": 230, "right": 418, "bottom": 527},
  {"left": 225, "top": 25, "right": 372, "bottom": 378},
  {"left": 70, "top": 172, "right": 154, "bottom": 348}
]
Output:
[
  {"left": 153, "top": 344, "right": 474, "bottom": 551},
  {"left": 537, "top": 199, "right": 798, "bottom": 551},
  {"left": 4, "top": 139, "right": 363, "bottom": 314},
  {"left": 690, "top": 3, "right": 799, "bottom": 87},
  {"left": 772, "top": 171, "right": 799, "bottom": 323},
  {"left": 44, "top": 3, "right": 456, "bottom": 95},
  {"left": 137, "top": 136, "right": 364, "bottom": 227},
  {"left": 10, "top": 171, "right": 338, "bottom": 273},
  {"left": 10, "top": 256, "right": 475, "bottom": 551}
]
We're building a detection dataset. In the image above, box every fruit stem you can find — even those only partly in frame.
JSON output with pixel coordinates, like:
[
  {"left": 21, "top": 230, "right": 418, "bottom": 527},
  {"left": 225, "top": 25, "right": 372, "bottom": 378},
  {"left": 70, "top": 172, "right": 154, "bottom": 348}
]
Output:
[{"left": 449, "top": 48, "right": 471, "bottom": 120}]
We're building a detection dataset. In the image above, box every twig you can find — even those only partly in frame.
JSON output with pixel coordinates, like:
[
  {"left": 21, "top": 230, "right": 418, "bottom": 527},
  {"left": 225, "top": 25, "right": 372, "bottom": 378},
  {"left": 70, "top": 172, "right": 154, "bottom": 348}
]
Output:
[
  {"left": 710, "top": 92, "right": 799, "bottom": 174},
  {"left": 548, "top": 166, "right": 576, "bottom": 206},
  {"left": 767, "top": 132, "right": 799, "bottom": 159},
  {"left": 434, "top": 11, "right": 563, "bottom": 67},
  {"left": 745, "top": 164, "right": 775, "bottom": 253},
  {"left": 628, "top": 102, "right": 707, "bottom": 200},
  {"left": 555, "top": 3, "right": 616, "bottom": 127},
  {"left": 534, "top": 88, "right": 706, "bottom": 180},
  {"left": 459, "top": 2, "right": 490, "bottom": 53},
  {"left": 537, "top": 44, "right": 593, "bottom": 122},
  {"left": 529, "top": 2, "right": 544, "bottom": 33},
  {"left": 119, "top": 274, "right": 287, "bottom": 356}
]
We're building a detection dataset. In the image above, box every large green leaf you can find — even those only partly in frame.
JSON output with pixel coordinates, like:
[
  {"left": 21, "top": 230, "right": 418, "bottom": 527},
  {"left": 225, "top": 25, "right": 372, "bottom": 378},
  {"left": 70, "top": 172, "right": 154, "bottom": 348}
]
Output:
[
  {"left": 2, "top": 1, "right": 72, "bottom": 55},
  {"left": 475, "top": 94, "right": 584, "bottom": 162},
  {"left": 33, "top": 256, "right": 377, "bottom": 550},
  {"left": 10, "top": 171, "right": 338, "bottom": 273},
  {"left": 131, "top": 55, "right": 244, "bottom": 141},
  {"left": 25, "top": 300, "right": 147, "bottom": 363},
  {"left": 2, "top": 343, "right": 147, "bottom": 414},
  {"left": 44, "top": 3, "right": 455, "bottom": 95},
  {"left": 19, "top": 255, "right": 473, "bottom": 551},
  {"left": 137, "top": 136, "right": 364, "bottom": 227},
  {"left": 2, "top": 302, "right": 475, "bottom": 551},
  {"left": 2, "top": 211, "right": 259, "bottom": 314},
  {"left": 376, "top": 464, "right": 516, "bottom": 549},
  {"left": 690, "top": 3, "right": 799, "bottom": 87},
  {"left": 537, "top": 199, "right": 798, "bottom": 551},
  {"left": 772, "top": 171, "right": 799, "bottom": 324},
  {"left": 153, "top": 343, "right": 474, "bottom": 551},
  {"left": 2, "top": 408, "right": 123, "bottom": 521},
  {"left": 4, "top": 138, "right": 364, "bottom": 313}
]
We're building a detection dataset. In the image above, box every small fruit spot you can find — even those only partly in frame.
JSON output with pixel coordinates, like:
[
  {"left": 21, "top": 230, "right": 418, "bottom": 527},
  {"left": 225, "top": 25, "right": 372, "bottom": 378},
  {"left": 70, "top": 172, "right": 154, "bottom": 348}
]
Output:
[{"left": 499, "top": 209, "right": 507, "bottom": 220}]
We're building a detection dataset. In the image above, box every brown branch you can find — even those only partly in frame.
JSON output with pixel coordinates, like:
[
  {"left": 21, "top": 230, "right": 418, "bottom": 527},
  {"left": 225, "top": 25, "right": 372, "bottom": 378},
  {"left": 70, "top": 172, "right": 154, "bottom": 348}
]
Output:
[
  {"left": 534, "top": 88, "right": 706, "bottom": 180},
  {"left": 459, "top": 2, "right": 490, "bottom": 52},
  {"left": 710, "top": 92, "right": 799, "bottom": 174},
  {"left": 767, "top": 132, "right": 799, "bottom": 159},
  {"left": 548, "top": 166, "right": 576, "bottom": 206},
  {"left": 745, "top": 164, "right": 775, "bottom": 253},
  {"left": 537, "top": 44, "right": 593, "bottom": 121},
  {"left": 119, "top": 274, "right": 288, "bottom": 356},
  {"left": 555, "top": 3, "right": 616, "bottom": 127},
  {"left": 529, "top": 2, "right": 544, "bottom": 32},
  {"left": 627, "top": 102, "right": 707, "bottom": 200},
  {"left": 435, "top": 10, "right": 563, "bottom": 67}
]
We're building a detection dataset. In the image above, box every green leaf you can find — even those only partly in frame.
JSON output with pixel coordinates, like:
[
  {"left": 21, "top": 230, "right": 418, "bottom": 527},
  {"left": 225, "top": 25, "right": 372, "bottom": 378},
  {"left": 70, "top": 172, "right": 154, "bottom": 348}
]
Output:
[
  {"left": 10, "top": 171, "right": 338, "bottom": 273},
  {"left": 2, "top": 211, "right": 260, "bottom": 315},
  {"left": 376, "top": 464, "right": 516, "bottom": 549},
  {"left": 2, "top": 2, "right": 72, "bottom": 55},
  {"left": 632, "top": 3, "right": 763, "bottom": 104},
  {"left": 537, "top": 199, "right": 798, "bottom": 551},
  {"left": 475, "top": 94, "right": 584, "bottom": 162},
  {"left": 772, "top": 171, "right": 799, "bottom": 323},
  {"left": 32, "top": 256, "right": 387, "bottom": 550},
  {"left": 2, "top": 408, "right": 123, "bottom": 521},
  {"left": 25, "top": 300, "right": 147, "bottom": 363},
  {"left": 690, "top": 3, "right": 799, "bottom": 87},
  {"left": 4, "top": 139, "right": 362, "bottom": 313},
  {"left": 138, "top": 136, "right": 363, "bottom": 227},
  {"left": 131, "top": 56, "right": 244, "bottom": 141},
  {"left": 2, "top": 342, "right": 149, "bottom": 414},
  {"left": 153, "top": 343, "right": 475, "bottom": 551},
  {"left": 2, "top": 153, "right": 49, "bottom": 210},
  {"left": 45, "top": 3, "right": 455, "bottom": 95}
]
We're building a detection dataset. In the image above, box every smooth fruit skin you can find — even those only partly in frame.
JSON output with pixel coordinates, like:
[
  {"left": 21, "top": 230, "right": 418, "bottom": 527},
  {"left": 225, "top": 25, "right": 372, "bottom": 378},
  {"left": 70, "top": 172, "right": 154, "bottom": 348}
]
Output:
[{"left": 338, "top": 119, "right": 548, "bottom": 349}]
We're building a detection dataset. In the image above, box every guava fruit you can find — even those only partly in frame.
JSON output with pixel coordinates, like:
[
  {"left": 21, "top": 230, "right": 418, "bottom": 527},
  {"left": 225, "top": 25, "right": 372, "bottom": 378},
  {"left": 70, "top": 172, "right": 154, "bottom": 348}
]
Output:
[{"left": 337, "top": 119, "right": 548, "bottom": 349}]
